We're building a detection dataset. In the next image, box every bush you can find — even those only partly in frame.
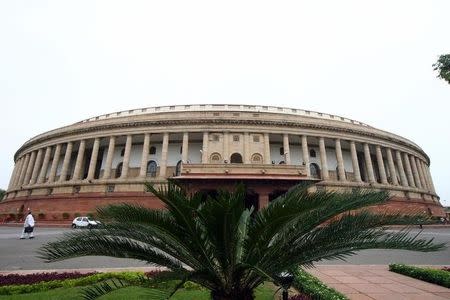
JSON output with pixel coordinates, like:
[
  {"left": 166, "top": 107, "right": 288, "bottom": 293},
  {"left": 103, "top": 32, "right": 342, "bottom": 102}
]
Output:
[
  {"left": 389, "top": 264, "right": 450, "bottom": 288},
  {"left": 292, "top": 268, "right": 348, "bottom": 300},
  {"left": 0, "top": 272, "right": 97, "bottom": 286},
  {"left": 62, "top": 212, "right": 70, "bottom": 219},
  {"left": 0, "top": 271, "right": 145, "bottom": 295},
  {"left": 74, "top": 212, "right": 81, "bottom": 217},
  {"left": 38, "top": 213, "right": 45, "bottom": 220}
]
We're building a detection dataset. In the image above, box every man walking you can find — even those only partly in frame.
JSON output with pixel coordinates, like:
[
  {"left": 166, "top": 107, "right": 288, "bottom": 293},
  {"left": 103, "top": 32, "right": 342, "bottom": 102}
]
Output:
[{"left": 20, "top": 211, "right": 35, "bottom": 239}]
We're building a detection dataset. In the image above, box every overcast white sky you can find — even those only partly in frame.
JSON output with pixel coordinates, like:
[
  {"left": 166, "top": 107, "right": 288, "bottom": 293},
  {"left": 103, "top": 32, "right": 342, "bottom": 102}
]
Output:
[{"left": 0, "top": 1, "right": 449, "bottom": 205}]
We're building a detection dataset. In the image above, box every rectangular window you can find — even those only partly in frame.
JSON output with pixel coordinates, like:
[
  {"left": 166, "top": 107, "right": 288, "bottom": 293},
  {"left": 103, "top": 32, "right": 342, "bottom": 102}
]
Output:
[
  {"left": 210, "top": 134, "right": 220, "bottom": 142},
  {"left": 253, "top": 135, "right": 260, "bottom": 142},
  {"left": 233, "top": 135, "right": 240, "bottom": 142}
]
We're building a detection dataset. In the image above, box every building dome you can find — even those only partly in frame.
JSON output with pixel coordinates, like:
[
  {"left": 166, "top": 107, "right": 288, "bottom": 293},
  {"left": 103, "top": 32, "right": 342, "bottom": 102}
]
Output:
[{"left": 1, "top": 104, "right": 445, "bottom": 221}]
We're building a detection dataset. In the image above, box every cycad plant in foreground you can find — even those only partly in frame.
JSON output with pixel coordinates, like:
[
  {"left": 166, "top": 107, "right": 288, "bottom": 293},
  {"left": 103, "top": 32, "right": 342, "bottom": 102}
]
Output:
[{"left": 39, "top": 183, "right": 444, "bottom": 300}]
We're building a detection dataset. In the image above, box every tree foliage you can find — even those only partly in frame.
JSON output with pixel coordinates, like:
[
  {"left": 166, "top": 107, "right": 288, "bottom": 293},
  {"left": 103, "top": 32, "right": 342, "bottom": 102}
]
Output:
[
  {"left": 433, "top": 54, "right": 450, "bottom": 84},
  {"left": 0, "top": 189, "right": 5, "bottom": 201},
  {"left": 39, "top": 183, "right": 444, "bottom": 300}
]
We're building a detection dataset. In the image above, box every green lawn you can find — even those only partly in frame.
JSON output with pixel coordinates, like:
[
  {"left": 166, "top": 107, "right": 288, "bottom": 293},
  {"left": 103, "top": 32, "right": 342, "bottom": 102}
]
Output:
[{"left": 0, "top": 283, "right": 276, "bottom": 300}]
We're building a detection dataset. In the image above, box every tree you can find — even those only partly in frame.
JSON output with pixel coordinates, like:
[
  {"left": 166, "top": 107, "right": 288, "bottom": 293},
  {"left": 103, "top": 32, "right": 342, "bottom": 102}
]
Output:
[
  {"left": 0, "top": 189, "right": 5, "bottom": 201},
  {"left": 39, "top": 183, "right": 443, "bottom": 300},
  {"left": 433, "top": 54, "right": 450, "bottom": 84}
]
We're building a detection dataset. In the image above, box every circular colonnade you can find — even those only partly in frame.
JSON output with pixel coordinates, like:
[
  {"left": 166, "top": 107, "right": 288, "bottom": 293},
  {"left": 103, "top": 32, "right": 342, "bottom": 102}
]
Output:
[{"left": 1, "top": 104, "right": 445, "bottom": 220}]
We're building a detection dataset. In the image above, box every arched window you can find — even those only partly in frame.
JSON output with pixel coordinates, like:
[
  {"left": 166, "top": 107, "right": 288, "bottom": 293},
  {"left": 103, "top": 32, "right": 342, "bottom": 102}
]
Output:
[
  {"left": 147, "top": 160, "right": 157, "bottom": 177},
  {"left": 149, "top": 146, "right": 156, "bottom": 155},
  {"left": 230, "top": 153, "right": 243, "bottom": 163},
  {"left": 310, "top": 163, "right": 320, "bottom": 179},
  {"left": 210, "top": 153, "right": 222, "bottom": 163},
  {"left": 251, "top": 153, "right": 263, "bottom": 164},
  {"left": 175, "top": 160, "right": 182, "bottom": 176},
  {"left": 115, "top": 162, "right": 123, "bottom": 178},
  {"left": 309, "top": 149, "right": 316, "bottom": 158}
]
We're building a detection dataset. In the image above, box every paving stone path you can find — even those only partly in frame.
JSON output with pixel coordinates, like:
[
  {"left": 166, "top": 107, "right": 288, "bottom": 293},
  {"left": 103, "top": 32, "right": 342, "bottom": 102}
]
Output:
[{"left": 306, "top": 265, "right": 450, "bottom": 300}]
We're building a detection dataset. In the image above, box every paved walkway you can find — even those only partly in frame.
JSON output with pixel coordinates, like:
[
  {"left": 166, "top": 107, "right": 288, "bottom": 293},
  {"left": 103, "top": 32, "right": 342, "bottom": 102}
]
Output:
[{"left": 306, "top": 265, "right": 450, "bottom": 300}]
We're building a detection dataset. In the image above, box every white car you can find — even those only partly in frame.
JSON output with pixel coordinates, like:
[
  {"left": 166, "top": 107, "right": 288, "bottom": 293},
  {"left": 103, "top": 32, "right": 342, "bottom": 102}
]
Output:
[{"left": 71, "top": 217, "right": 101, "bottom": 229}]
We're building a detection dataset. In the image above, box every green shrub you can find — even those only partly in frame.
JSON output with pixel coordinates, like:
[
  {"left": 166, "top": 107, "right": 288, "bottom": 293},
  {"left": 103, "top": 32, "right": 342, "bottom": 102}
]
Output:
[
  {"left": 0, "top": 271, "right": 145, "bottom": 295},
  {"left": 389, "top": 264, "right": 450, "bottom": 288},
  {"left": 74, "top": 212, "right": 81, "bottom": 217},
  {"left": 38, "top": 213, "right": 45, "bottom": 220},
  {"left": 62, "top": 212, "right": 70, "bottom": 219},
  {"left": 183, "top": 281, "right": 206, "bottom": 290},
  {"left": 292, "top": 268, "right": 348, "bottom": 300}
]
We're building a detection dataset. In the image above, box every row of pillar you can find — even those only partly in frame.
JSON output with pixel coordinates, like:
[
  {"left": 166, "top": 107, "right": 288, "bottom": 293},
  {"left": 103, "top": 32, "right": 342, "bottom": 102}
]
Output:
[{"left": 7, "top": 133, "right": 436, "bottom": 195}]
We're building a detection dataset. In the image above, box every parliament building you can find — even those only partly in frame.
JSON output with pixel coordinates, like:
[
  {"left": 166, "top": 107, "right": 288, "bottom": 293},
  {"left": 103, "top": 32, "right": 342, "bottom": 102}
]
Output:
[{"left": 1, "top": 104, "right": 445, "bottom": 221}]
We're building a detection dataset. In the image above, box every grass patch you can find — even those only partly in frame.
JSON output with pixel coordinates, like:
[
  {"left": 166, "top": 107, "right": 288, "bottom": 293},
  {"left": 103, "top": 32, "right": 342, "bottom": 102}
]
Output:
[
  {"left": 389, "top": 264, "right": 450, "bottom": 288},
  {"left": 0, "top": 281, "right": 275, "bottom": 299}
]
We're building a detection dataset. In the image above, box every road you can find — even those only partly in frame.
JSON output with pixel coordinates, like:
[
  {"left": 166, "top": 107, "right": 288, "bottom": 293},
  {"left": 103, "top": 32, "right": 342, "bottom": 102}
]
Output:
[{"left": 0, "top": 226, "right": 448, "bottom": 271}]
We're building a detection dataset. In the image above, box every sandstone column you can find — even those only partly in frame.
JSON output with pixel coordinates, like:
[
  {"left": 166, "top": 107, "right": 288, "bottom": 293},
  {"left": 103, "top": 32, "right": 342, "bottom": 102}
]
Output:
[
  {"left": 182, "top": 132, "right": 189, "bottom": 163},
  {"left": 159, "top": 133, "right": 169, "bottom": 177},
  {"left": 244, "top": 132, "right": 251, "bottom": 163},
  {"left": 301, "top": 135, "right": 310, "bottom": 177},
  {"left": 48, "top": 144, "right": 62, "bottom": 182},
  {"left": 350, "top": 141, "right": 362, "bottom": 183},
  {"left": 37, "top": 147, "right": 52, "bottom": 184},
  {"left": 120, "top": 135, "right": 133, "bottom": 178},
  {"left": 319, "top": 137, "right": 329, "bottom": 180},
  {"left": 223, "top": 132, "right": 230, "bottom": 162},
  {"left": 335, "top": 139, "right": 346, "bottom": 181},
  {"left": 17, "top": 154, "right": 31, "bottom": 187},
  {"left": 424, "top": 164, "right": 436, "bottom": 193},
  {"left": 72, "top": 140, "right": 86, "bottom": 180},
  {"left": 403, "top": 153, "right": 415, "bottom": 188},
  {"left": 13, "top": 158, "right": 26, "bottom": 188},
  {"left": 283, "top": 134, "right": 291, "bottom": 164},
  {"left": 12, "top": 157, "right": 23, "bottom": 188},
  {"left": 102, "top": 136, "right": 116, "bottom": 180},
  {"left": 264, "top": 133, "right": 271, "bottom": 164},
  {"left": 386, "top": 148, "right": 398, "bottom": 185},
  {"left": 375, "top": 146, "right": 388, "bottom": 184},
  {"left": 201, "top": 132, "right": 208, "bottom": 163},
  {"left": 363, "top": 143, "right": 376, "bottom": 184},
  {"left": 23, "top": 151, "right": 37, "bottom": 185},
  {"left": 410, "top": 156, "right": 422, "bottom": 189},
  {"left": 30, "top": 149, "right": 43, "bottom": 185},
  {"left": 139, "top": 133, "right": 151, "bottom": 178},
  {"left": 415, "top": 157, "right": 427, "bottom": 190},
  {"left": 7, "top": 163, "right": 18, "bottom": 190},
  {"left": 59, "top": 142, "right": 73, "bottom": 182},
  {"left": 395, "top": 150, "right": 408, "bottom": 187},
  {"left": 418, "top": 160, "right": 431, "bottom": 191},
  {"left": 87, "top": 138, "right": 101, "bottom": 180}
]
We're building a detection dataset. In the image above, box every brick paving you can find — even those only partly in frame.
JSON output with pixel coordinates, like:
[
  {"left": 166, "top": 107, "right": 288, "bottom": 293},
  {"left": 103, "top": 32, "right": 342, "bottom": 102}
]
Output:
[{"left": 305, "top": 265, "right": 450, "bottom": 300}]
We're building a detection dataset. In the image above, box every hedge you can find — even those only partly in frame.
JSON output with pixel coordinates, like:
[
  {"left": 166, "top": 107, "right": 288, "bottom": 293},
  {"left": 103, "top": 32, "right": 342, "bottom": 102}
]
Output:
[
  {"left": 292, "top": 268, "right": 348, "bottom": 300},
  {"left": 0, "top": 271, "right": 144, "bottom": 295},
  {"left": 389, "top": 264, "right": 450, "bottom": 288}
]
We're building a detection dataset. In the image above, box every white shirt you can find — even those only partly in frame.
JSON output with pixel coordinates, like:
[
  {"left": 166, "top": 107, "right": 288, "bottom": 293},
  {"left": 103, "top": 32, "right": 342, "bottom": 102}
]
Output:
[{"left": 24, "top": 214, "right": 35, "bottom": 227}]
